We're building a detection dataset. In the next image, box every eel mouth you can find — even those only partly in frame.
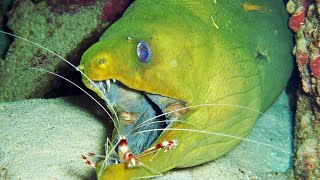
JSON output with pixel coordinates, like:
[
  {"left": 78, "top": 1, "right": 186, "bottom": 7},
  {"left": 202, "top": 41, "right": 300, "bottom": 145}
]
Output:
[{"left": 88, "top": 78, "right": 187, "bottom": 157}]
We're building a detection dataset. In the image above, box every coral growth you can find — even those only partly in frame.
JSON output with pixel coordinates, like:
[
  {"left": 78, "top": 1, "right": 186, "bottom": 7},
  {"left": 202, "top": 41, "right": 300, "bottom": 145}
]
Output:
[
  {"left": 288, "top": 0, "right": 311, "bottom": 32},
  {"left": 295, "top": 95, "right": 320, "bottom": 179},
  {"left": 288, "top": 0, "right": 320, "bottom": 94},
  {"left": 287, "top": 0, "right": 320, "bottom": 179}
]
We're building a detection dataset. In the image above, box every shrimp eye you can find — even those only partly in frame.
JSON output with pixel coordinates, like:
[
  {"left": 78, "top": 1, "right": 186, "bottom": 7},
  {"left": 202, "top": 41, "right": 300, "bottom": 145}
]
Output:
[{"left": 137, "top": 41, "right": 151, "bottom": 63}]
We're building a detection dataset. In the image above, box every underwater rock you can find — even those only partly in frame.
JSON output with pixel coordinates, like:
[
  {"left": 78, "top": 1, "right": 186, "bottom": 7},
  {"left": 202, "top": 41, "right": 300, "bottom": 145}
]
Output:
[
  {"left": 0, "top": 96, "right": 110, "bottom": 179},
  {"left": 0, "top": 1, "right": 3, "bottom": 27},
  {"left": 0, "top": 2, "right": 5, "bottom": 58},
  {"left": 101, "top": 0, "right": 134, "bottom": 23},
  {"left": 287, "top": 0, "right": 320, "bottom": 178},
  {"left": 0, "top": 0, "right": 107, "bottom": 101},
  {"left": 0, "top": 0, "right": 132, "bottom": 102},
  {"left": 46, "top": 0, "right": 97, "bottom": 14},
  {"left": 294, "top": 94, "right": 320, "bottom": 179},
  {"left": 0, "top": 0, "right": 14, "bottom": 59}
]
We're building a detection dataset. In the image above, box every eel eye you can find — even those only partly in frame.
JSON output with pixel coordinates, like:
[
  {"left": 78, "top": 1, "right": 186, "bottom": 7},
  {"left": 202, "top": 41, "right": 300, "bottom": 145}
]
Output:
[{"left": 137, "top": 41, "right": 151, "bottom": 63}]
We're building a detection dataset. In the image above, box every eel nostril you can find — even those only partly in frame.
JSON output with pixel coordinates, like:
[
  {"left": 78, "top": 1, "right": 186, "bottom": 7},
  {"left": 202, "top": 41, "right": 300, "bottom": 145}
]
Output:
[{"left": 98, "top": 59, "right": 106, "bottom": 65}]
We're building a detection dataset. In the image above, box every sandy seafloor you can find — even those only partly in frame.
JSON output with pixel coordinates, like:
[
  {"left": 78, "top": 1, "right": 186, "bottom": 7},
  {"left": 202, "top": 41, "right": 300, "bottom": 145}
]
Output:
[{"left": 0, "top": 91, "right": 293, "bottom": 179}]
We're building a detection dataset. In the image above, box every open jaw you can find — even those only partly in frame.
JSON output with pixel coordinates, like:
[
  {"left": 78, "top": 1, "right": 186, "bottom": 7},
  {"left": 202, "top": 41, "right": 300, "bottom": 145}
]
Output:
[{"left": 88, "top": 78, "right": 187, "bottom": 159}]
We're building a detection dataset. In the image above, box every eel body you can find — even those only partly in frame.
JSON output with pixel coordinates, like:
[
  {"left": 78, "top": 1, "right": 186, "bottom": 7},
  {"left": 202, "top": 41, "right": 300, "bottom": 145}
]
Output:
[{"left": 79, "top": 0, "right": 293, "bottom": 179}]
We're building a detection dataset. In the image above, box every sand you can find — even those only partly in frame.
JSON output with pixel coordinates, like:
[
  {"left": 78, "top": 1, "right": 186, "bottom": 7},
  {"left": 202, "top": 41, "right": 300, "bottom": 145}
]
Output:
[{"left": 0, "top": 91, "right": 293, "bottom": 179}]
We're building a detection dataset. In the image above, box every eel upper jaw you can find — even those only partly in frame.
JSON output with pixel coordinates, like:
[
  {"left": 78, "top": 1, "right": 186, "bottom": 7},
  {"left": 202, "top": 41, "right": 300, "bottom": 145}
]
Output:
[
  {"left": 87, "top": 77, "right": 187, "bottom": 105},
  {"left": 89, "top": 79, "right": 117, "bottom": 95}
]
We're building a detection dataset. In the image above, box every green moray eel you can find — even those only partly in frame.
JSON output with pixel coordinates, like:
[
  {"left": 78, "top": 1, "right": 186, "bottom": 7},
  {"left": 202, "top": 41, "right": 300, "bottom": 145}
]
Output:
[{"left": 79, "top": 0, "right": 293, "bottom": 179}]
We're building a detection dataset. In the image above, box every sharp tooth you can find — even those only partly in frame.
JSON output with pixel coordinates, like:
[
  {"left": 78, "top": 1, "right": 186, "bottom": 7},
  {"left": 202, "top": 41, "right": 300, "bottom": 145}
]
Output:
[
  {"left": 106, "top": 79, "right": 111, "bottom": 92},
  {"left": 112, "top": 79, "right": 116, "bottom": 83},
  {"left": 90, "top": 81, "right": 94, "bottom": 87},
  {"left": 99, "top": 82, "right": 104, "bottom": 90},
  {"left": 99, "top": 81, "right": 106, "bottom": 94}
]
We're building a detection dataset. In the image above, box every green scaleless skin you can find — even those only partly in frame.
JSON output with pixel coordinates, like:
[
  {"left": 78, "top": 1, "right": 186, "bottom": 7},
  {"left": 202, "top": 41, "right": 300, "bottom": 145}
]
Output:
[{"left": 80, "top": 0, "right": 293, "bottom": 179}]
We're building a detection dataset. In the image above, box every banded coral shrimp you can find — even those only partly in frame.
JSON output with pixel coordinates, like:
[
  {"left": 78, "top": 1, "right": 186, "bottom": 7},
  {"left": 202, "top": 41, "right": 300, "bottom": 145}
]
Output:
[{"left": 0, "top": 29, "right": 294, "bottom": 180}]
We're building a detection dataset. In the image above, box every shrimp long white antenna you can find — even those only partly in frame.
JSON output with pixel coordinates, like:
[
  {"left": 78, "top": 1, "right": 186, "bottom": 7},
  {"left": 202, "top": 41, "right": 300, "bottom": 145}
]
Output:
[
  {"left": 127, "top": 119, "right": 196, "bottom": 138},
  {"left": 131, "top": 174, "right": 163, "bottom": 180},
  {"left": 137, "top": 119, "right": 194, "bottom": 127},
  {"left": 0, "top": 30, "right": 120, "bottom": 129},
  {"left": 131, "top": 163, "right": 163, "bottom": 180},
  {"left": 135, "top": 103, "right": 276, "bottom": 132},
  {"left": 30, "top": 67, "right": 119, "bottom": 132},
  {"left": 98, "top": 138, "right": 119, "bottom": 176},
  {"left": 99, "top": 138, "right": 121, "bottom": 176},
  {"left": 27, "top": 67, "right": 124, "bottom": 175},
  {"left": 134, "top": 128, "right": 291, "bottom": 155},
  {"left": 126, "top": 103, "right": 291, "bottom": 156}
]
